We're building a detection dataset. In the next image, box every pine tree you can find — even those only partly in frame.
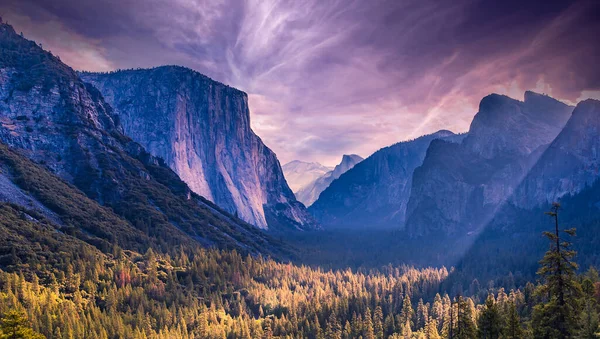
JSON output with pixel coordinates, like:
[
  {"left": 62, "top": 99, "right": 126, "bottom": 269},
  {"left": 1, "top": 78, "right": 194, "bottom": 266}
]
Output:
[
  {"left": 416, "top": 299, "right": 429, "bottom": 330},
  {"left": 477, "top": 294, "right": 502, "bottom": 339},
  {"left": 343, "top": 321, "right": 352, "bottom": 339},
  {"left": 400, "top": 295, "right": 415, "bottom": 331},
  {"left": 384, "top": 314, "right": 396, "bottom": 337},
  {"left": 325, "top": 312, "right": 342, "bottom": 339},
  {"left": 0, "top": 309, "right": 45, "bottom": 339},
  {"left": 576, "top": 278, "right": 600, "bottom": 339},
  {"left": 374, "top": 306, "right": 384, "bottom": 339},
  {"left": 364, "top": 308, "right": 375, "bottom": 339},
  {"left": 455, "top": 295, "right": 476, "bottom": 339},
  {"left": 503, "top": 301, "right": 524, "bottom": 339},
  {"left": 532, "top": 203, "right": 582, "bottom": 339},
  {"left": 425, "top": 319, "right": 441, "bottom": 339}
]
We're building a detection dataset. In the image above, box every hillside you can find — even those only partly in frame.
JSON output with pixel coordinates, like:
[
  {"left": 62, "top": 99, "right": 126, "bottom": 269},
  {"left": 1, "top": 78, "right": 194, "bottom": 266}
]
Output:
[{"left": 0, "top": 21, "right": 289, "bottom": 257}]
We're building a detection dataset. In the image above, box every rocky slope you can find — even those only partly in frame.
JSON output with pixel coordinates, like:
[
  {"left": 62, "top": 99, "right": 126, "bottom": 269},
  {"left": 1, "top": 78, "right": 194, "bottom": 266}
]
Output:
[
  {"left": 448, "top": 99, "right": 600, "bottom": 284},
  {"left": 0, "top": 21, "right": 290, "bottom": 256},
  {"left": 512, "top": 99, "right": 600, "bottom": 208},
  {"left": 80, "top": 67, "right": 317, "bottom": 230},
  {"left": 405, "top": 92, "right": 573, "bottom": 237},
  {"left": 295, "top": 154, "right": 363, "bottom": 206},
  {"left": 309, "top": 131, "right": 460, "bottom": 228},
  {"left": 282, "top": 160, "right": 333, "bottom": 193}
]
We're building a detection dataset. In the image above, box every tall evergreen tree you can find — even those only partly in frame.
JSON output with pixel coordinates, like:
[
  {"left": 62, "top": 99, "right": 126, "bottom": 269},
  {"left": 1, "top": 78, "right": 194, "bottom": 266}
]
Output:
[
  {"left": 0, "top": 309, "right": 45, "bottom": 339},
  {"left": 576, "top": 279, "right": 600, "bottom": 339},
  {"left": 325, "top": 312, "right": 342, "bottom": 339},
  {"left": 477, "top": 294, "right": 502, "bottom": 339},
  {"left": 503, "top": 301, "right": 524, "bottom": 339},
  {"left": 374, "top": 306, "right": 384, "bottom": 339},
  {"left": 400, "top": 295, "right": 415, "bottom": 330},
  {"left": 532, "top": 203, "right": 582, "bottom": 339},
  {"left": 425, "top": 319, "right": 441, "bottom": 339},
  {"left": 455, "top": 295, "right": 477, "bottom": 339}
]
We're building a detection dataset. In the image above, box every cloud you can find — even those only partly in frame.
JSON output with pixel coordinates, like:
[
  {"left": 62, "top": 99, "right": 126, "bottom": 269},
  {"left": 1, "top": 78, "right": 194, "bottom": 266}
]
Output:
[{"left": 1, "top": 0, "right": 599, "bottom": 166}]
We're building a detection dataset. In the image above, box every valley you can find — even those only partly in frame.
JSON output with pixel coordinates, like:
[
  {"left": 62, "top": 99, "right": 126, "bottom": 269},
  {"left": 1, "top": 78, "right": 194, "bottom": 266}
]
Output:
[{"left": 0, "top": 5, "right": 599, "bottom": 338}]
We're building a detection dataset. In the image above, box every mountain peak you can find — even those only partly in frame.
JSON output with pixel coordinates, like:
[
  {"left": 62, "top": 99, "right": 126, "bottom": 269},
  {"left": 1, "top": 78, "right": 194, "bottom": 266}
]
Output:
[{"left": 340, "top": 154, "right": 363, "bottom": 164}]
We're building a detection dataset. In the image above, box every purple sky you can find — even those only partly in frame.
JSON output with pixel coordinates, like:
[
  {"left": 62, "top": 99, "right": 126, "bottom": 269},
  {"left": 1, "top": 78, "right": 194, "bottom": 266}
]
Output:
[{"left": 1, "top": 0, "right": 599, "bottom": 166}]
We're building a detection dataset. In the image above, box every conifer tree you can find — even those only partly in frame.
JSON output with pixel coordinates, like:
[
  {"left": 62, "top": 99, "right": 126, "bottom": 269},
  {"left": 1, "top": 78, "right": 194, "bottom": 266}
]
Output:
[
  {"left": 364, "top": 308, "right": 376, "bottom": 339},
  {"left": 374, "top": 306, "right": 384, "bottom": 339},
  {"left": 417, "top": 299, "right": 429, "bottom": 330},
  {"left": 532, "top": 203, "right": 582, "bottom": 339},
  {"left": 503, "top": 301, "right": 524, "bottom": 339},
  {"left": 455, "top": 295, "right": 476, "bottom": 339},
  {"left": 576, "top": 278, "right": 600, "bottom": 339},
  {"left": 325, "top": 312, "right": 342, "bottom": 339},
  {"left": 425, "top": 319, "right": 441, "bottom": 339},
  {"left": 477, "top": 294, "right": 502, "bottom": 339},
  {"left": 0, "top": 309, "right": 45, "bottom": 339},
  {"left": 400, "top": 295, "right": 415, "bottom": 330}
]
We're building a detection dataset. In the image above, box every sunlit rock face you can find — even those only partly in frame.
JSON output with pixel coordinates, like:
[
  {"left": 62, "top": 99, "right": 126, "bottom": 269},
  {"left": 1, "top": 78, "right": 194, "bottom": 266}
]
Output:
[
  {"left": 405, "top": 92, "right": 573, "bottom": 237},
  {"left": 309, "top": 130, "right": 460, "bottom": 229},
  {"left": 81, "top": 67, "right": 318, "bottom": 230},
  {"left": 513, "top": 99, "right": 600, "bottom": 208},
  {"left": 294, "top": 154, "right": 363, "bottom": 207}
]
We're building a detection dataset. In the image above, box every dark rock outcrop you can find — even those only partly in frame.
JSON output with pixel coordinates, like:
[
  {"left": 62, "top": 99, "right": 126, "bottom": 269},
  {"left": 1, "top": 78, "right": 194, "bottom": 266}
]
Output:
[
  {"left": 513, "top": 99, "right": 600, "bottom": 208},
  {"left": 405, "top": 92, "right": 573, "bottom": 237},
  {"left": 309, "top": 131, "right": 461, "bottom": 228}
]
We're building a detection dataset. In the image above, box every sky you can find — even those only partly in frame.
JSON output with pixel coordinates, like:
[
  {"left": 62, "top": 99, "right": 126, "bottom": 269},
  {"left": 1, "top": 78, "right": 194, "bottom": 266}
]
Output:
[{"left": 1, "top": 0, "right": 599, "bottom": 166}]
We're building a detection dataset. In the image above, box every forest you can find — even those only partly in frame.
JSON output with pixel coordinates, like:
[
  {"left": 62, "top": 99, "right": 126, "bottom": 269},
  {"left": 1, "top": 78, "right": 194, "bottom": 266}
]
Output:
[{"left": 1, "top": 198, "right": 598, "bottom": 338}]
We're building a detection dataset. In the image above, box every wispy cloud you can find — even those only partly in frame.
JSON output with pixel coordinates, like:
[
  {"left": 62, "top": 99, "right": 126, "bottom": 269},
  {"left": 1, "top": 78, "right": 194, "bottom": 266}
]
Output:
[{"left": 1, "top": 0, "right": 598, "bottom": 166}]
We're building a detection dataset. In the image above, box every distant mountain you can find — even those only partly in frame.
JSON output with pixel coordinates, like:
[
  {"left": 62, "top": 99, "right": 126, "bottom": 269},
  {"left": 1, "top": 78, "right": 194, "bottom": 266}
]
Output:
[
  {"left": 294, "top": 154, "right": 363, "bottom": 207},
  {"left": 309, "top": 131, "right": 461, "bottom": 228},
  {"left": 0, "top": 21, "right": 290, "bottom": 256},
  {"left": 80, "top": 66, "right": 317, "bottom": 231},
  {"left": 405, "top": 92, "right": 573, "bottom": 237},
  {"left": 282, "top": 160, "right": 333, "bottom": 192}
]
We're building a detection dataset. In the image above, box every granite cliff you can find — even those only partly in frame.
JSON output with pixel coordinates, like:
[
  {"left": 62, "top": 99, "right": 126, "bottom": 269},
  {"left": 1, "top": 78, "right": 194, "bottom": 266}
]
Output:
[
  {"left": 80, "top": 67, "right": 317, "bottom": 230},
  {"left": 0, "top": 21, "right": 290, "bottom": 255}
]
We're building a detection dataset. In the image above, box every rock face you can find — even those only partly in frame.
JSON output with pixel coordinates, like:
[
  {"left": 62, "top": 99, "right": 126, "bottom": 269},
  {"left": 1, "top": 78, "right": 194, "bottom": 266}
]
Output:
[
  {"left": 309, "top": 131, "right": 460, "bottom": 228},
  {"left": 282, "top": 161, "right": 333, "bottom": 193},
  {"left": 80, "top": 67, "right": 317, "bottom": 230},
  {"left": 513, "top": 99, "right": 600, "bottom": 208},
  {"left": 0, "top": 21, "right": 290, "bottom": 255},
  {"left": 295, "top": 154, "right": 363, "bottom": 207},
  {"left": 405, "top": 92, "right": 573, "bottom": 237}
]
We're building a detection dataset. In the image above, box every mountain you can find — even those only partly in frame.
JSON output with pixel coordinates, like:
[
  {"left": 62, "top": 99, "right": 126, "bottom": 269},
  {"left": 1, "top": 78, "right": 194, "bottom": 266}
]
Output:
[
  {"left": 405, "top": 92, "right": 573, "bottom": 237},
  {"left": 282, "top": 160, "right": 333, "bottom": 192},
  {"left": 79, "top": 67, "right": 317, "bottom": 231},
  {"left": 0, "top": 21, "right": 290, "bottom": 256},
  {"left": 447, "top": 98, "right": 600, "bottom": 286},
  {"left": 309, "top": 131, "right": 461, "bottom": 228},
  {"left": 513, "top": 99, "right": 600, "bottom": 208},
  {"left": 294, "top": 154, "right": 363, "bottom": 206}
]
